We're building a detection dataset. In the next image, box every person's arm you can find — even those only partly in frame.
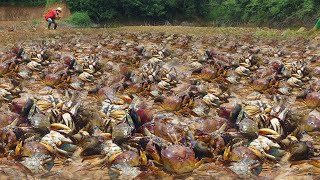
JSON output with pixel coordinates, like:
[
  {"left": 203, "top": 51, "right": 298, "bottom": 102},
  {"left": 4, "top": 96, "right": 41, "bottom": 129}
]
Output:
[{"left": 56, "top": 12, "right": 61, "bottom": 20}]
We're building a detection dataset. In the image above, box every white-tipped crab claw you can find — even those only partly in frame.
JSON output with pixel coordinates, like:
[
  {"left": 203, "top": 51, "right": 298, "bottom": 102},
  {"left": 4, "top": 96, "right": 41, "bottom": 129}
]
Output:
[
  {"left": 50, "top": 123, "right": 72, "bottom": 131},
  {"left": 258, "top": 128, "right": 279, "bottom": 136},
  {"left": 249, "top": 135, "right": 283, "bottom": 161}
]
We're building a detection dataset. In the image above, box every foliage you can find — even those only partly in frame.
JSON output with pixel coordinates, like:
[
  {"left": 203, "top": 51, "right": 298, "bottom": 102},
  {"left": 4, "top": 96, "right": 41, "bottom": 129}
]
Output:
[
  {"left": 65, "top": 0, "right": 320, "bottom": 26},
  {"left": 211, "top": 0, "right": 319, "bottom": 26},
  {"left": 0, "top": 0, "right": 45, "bottom": 6},
  {"left": 65, "top": 0, "right": 213, "bottom": 22},
  {"left": 46, "top": 0, "right": 63, "bottom": 6},
  {"left": 67, "top": 12, "right": 92, "bottom": 27},
  {"left": 120, "top": 0, "right": 171, "bottom": 19},
  {"left": 0, "top": 0, "right": 63, "bottom": 6},
  {"left": 209, "top": 0, "right": 245, "bottom": 25},
  {"left": 66, "top": 0, "right": 119, "bottom": 23},
  {"left": 0, "top": 0, "right": 319, "bottom": 27}
]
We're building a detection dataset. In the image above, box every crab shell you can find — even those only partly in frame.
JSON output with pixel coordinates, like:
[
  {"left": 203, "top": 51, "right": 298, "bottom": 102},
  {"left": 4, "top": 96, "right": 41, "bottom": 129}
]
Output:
[
  {"left": 161, "top": 96, "right": 182, "bottom": 111},
  {"left": 305, "top": 92, "right": 320, "bottom": 108},
  {"left": 0, "top": 112, "right": 20, "bottom": 128},
  {"left": 112, "top": 123, "right": 133, "bottom": 143},
  {"left": 0, "top": 62, "right": 9, "bottom": 75},
  {"left": 161, "top": 145, "right": 197, "bottom": 174},
  {"left": 252, "top": 78, "right": 269, "bottom": 92},
  {"left": 227, "top": 146, "right": 261, "bottom": 162},
  {"left": 0, "top": 127, "right": 21, "bottom": 150},
  {"left": 145, "top": 140, "right": 161, "bottom": 163},
  {"left": 21, "top": 141, "right": 53, "bottom": 157},
  {"left": 219, "top": 103, "right": 242, "bottom": 122},
  {"left": 200, "top": 67, "right": 216, "bottom": 81},
  {"left": 10, "top": 97, "right": 33, "bottom": 116},
  {"left": 305, "top": 109, "right": 320, "bottom": 132},
  {"left": 44, "top": 73, "right": 61, "bottom": 87},
  {"left": 133, "top": 107, "right": 153, "bottom": 126},
  {"left": 153, "top": 120, "right": 184, "bottom": 143},
  {"left": 113, "top": 151, "right": 141, "bottom": 167}
]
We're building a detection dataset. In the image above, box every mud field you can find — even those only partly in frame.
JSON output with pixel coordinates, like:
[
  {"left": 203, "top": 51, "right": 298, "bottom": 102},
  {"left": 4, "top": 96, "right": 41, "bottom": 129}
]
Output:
[
  {"left": 0, "top": 26, "right": 319, "bottom": 179},
  {"left": 0, "top": 3, "right": 70, "bottom": 21}
]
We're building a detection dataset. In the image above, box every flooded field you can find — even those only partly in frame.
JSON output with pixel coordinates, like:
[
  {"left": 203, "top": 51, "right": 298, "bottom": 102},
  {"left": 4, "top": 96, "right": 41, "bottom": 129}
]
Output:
[{"left": 0, "top": 26, "right": 319, "bottom": 179}]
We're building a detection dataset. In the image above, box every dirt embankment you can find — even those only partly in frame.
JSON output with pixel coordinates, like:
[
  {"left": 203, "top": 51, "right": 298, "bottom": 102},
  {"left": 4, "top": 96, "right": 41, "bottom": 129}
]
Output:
[{"left": 0, "top": 3, "right": 70, "bottom": 21}]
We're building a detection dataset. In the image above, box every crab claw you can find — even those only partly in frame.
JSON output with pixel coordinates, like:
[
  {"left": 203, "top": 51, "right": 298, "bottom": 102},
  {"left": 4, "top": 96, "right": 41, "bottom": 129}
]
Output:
[
  {"left": 39, "top": 142, "right": 55, "bottom": 154},
  {"left": 235, "top": 66, "right": 251, "bottom": 76},
  {"left": 258, "top": 128, "right": 279, "bottom": 136},
  {"left": 146, "top": 140, "right": 161, "bottom": 163},
  {"left": 110, "top": 109, "right": 127, "bottom": 121},
  {"left": 223, "top": 145, "right": 231, "bottom": 161},
  {"left": 27, "top": 61, "right": 42, "bottom": 71},
  {"left": 248, "top": 147, "right": 263, "bottom": 158},
  {"left": 79, "top": 72, "right": 94, "bottom": 82},
  {"left": 50, "top": 123, "right": 72, "bottom": 131},
  {"left": 140, "top": 150, "right": 148, "bottom": 165},
  {"left": 287, "top": 77, "right": 303, "bottom": 87},
  {"left": 15, "top": 141, "right": 23, "bottom": 156},
  {"left": 108, "top": 152, "right": 123, "bottom": 163},
  {"left": 36, "top": 100, "right": 52, "bottom": 111}
]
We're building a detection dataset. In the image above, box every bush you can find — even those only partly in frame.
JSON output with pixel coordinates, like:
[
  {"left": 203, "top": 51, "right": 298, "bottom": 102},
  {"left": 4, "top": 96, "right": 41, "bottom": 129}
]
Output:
[
  {"left": 66, "top": 0, "right": 120, "bottom": 23},
  {"left": 68, "top": 12, "right": 92, "bottom": 27}
]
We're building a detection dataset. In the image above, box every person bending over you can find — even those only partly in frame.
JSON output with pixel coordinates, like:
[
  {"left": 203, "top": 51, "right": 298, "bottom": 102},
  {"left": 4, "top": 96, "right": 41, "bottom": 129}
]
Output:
[{"left": 45, "top": 7, "right": 62, "bottom": 30}]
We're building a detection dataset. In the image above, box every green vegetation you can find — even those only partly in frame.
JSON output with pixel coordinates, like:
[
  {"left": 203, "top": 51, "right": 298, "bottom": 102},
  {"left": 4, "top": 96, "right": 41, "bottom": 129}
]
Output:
[
  {"left": 46, "top": 0, "right": 63, "bottom": 6},
  {"left": 32, "top": 19, "right": 40, "bottom": 26},
  {"left": 67, "top": 12, "right": 92, "bottom": 27},
  {"left": 0, "top": 0, "right": 319, "bottom": 27},
  {"left": 314, "top": 19, "right": 320, "bottom": 29},
  {"left": 65, "top": 0, "right": 320, "bottom": 27},
  {"left": 0, "top": 0, "right": 62, "bottom": 6},
  {"left": 0, "top": 0, "right": 45, "bottom": 6}
]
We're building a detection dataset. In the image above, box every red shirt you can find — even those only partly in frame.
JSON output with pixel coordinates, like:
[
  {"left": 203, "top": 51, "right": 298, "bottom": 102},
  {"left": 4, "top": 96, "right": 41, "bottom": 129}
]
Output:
[{"left": 45, "top": 9, "right": 58, "bottom": 20}]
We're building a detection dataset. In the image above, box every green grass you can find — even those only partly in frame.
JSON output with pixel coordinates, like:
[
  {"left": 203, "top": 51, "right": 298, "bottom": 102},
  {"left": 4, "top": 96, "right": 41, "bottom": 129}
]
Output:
[
  {"left": 32, "top": 19, "right": 40, "bottom": 26},
  {"left": 253, "top": 28, "right": 316, "bottom": 40}
]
